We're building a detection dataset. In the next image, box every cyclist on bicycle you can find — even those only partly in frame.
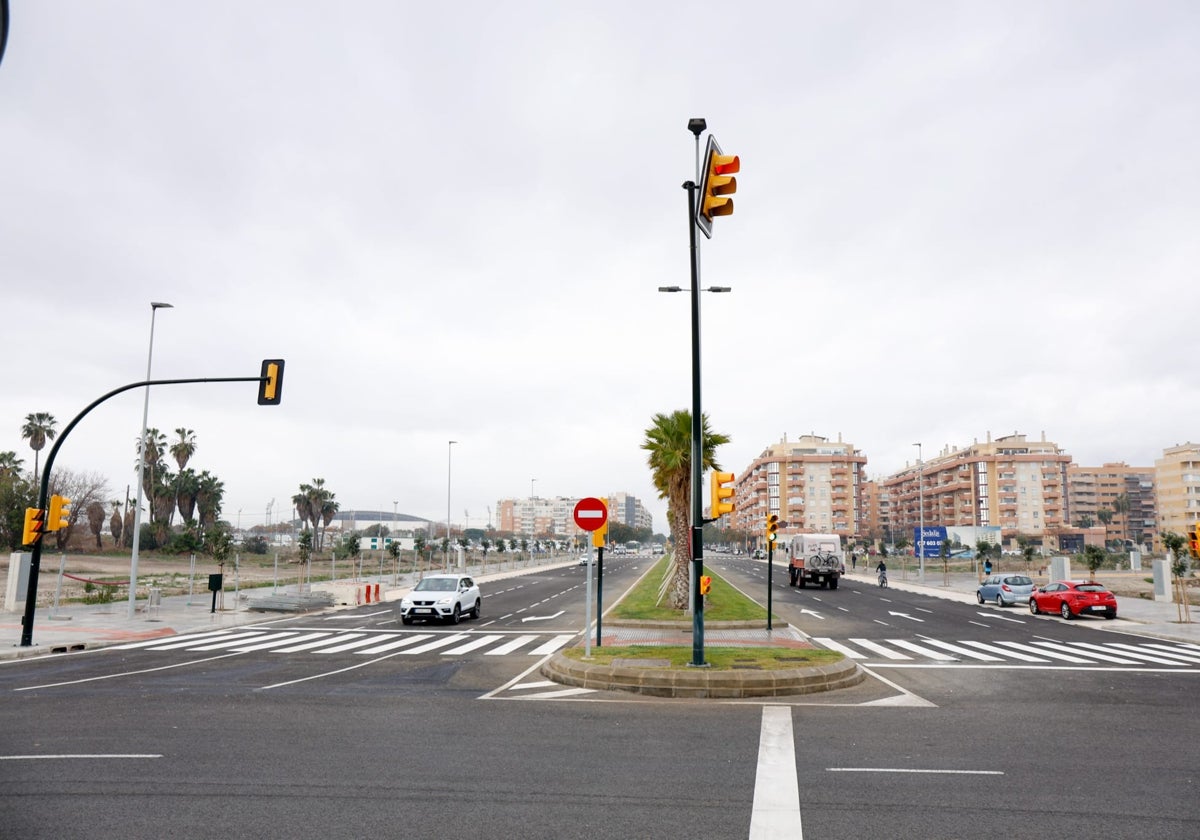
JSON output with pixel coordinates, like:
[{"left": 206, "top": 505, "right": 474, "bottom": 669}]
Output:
[{"left": 875, "top": 559, "right": 888, "bottom": 586}]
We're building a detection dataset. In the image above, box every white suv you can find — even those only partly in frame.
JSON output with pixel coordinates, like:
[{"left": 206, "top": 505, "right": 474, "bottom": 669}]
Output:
[{"left": 400, "top": 574, "right": 481, "bottom": 625}]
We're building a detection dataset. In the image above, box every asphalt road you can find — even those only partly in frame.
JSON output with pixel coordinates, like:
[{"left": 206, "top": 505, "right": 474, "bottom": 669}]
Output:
[{"left": 2, "top": 553, "right": 1198, "bottom": 839}]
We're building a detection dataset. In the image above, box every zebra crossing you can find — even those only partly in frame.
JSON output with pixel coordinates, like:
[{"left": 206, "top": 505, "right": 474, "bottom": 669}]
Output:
[
  {"left": 110, "top": 627, "right": 576, "bottom": 659},
  {"left": 812, "top": 636, "right": 1200, "bottom": 668}
]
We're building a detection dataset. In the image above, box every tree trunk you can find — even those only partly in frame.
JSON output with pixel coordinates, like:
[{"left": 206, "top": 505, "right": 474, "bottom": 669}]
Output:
[{"left": 666, "top": 501, "right": 691, "bottom": 610}]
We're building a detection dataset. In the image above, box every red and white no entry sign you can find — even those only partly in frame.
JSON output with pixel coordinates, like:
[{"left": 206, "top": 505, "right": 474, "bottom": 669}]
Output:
[{"left": 572, "top": 497, "right": 608, "bottom": 531}]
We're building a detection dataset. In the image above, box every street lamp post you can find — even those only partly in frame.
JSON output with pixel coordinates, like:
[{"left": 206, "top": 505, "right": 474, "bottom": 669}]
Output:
[
  {"left": 530, "top": 478, "right": 537, "bottom": 566},
  {"left": 129, "top": 301, "right": 172, "bottom": 619},
  {"left": 914, "top": 442, "right": 924, "bottom": 582},
  {"left": 446, "top": 441, "right": 456, "bottom": 571}
]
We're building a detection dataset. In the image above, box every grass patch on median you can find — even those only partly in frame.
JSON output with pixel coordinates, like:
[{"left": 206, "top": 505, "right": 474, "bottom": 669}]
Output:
[
  {"left": 610, "top": 555, "right": 776, "bottom": 623},
  {"left": 562, "top": 645, "right": 841, "bottom": 670}
]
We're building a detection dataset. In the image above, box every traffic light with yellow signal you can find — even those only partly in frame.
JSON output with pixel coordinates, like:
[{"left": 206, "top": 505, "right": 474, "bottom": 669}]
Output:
[
  {"left": 47, "top": 494, "right": 72, "bottom": 532},
  {"left": 1190, "top": 523, "right": 1200, "bottom": 559},
  {"left": 710, "top": 471, "right": 735, "bottom": 518},
  {"left": 700, "top": 575, "right": 712, "bottom": 596},
  {"left": 257, "top": 359, "right": 285, "bottom": 406},
  {"left": 591, "top": 498, "right": 609, "bottom": 548},
  {"left": 22, "top": 507, "right": 45, "bottom": 546},
  {"left": 696, "top": 135, "right": 739, "bottom": 239},
  {"left": 765, "top": 513, "right": 779, "bottom": 544}
]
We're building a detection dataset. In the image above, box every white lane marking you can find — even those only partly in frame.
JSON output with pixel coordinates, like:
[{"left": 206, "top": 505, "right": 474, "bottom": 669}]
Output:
[
  {"left": 887, "top": 612, "right": 924, "bottom": 623},
  {"left": 917, "top": 639, "right": 1002, "bottom": 661},
  {"left": 0, "top": 754, "right": 162, "bottom": 761},
  {"left": 521, "top": 611, "right": 565, "bottom": 622},
  {"left": 529, "top": 634, "right": 575, "bottom": 655},
  {"left": 828, "top": 768, "right": 1002, "bottom": 775},
  {"left": 977, "top": 611, "right": 1025, "bottom": 624},
  {"left": 398, "top": 634, "right": 470, "bottom": 655},
  {"left": 486, "top": 635, "right": 539, "bottom": 655},
  {"left": 509, "top": 680, "right": 558, "bottom": 690},
  {"left": 798, "top": 609, "right": 824, "bottom": 620},
  {"left": 993, "top": 640, "right": 1093, "bottom": 663},
  {"left": 526, "top": 687, "right": 596, "bottom": 699},
  {"left": 14, "top": 652, "right": 247, "bottom": 691},
  {"left": 109, "top": 629, "right": 247, "bottom": 650},
  {"left": 1092, "top": 642, "right": 1198, "bottom": 666},
  {"left": 269, "top": 633, "right": 339, "bottom": 653},
  {"left": 324, "top": 609, "right": 390, "bottom": 620},
  {"left": 887, "top": 640, "right": 957, "bottom": 661},
  {"left": 812, "top": 638, "right": 866, "bottom": 660},
  {"left": 230, "top": 632, "right": 325, "bottom": 652},
  {"left": 1029, "top": 641, "right": 1141, "bottom": 665},
  {"left": 354, "top": 634, "right": 435, "bottom": 655},
  {"left": 314, "top": 635, "right": 388, "bottom": 654},
  {"left": 749, "top": 705, "right": 802, "bottom": 839},
  {"left": 441, "top": 635, "right": 504, "bottom": 655},
  {"left": 956, "top": 640, "right": 1049, "bottom": 662},
  {"left": 849, "top": 638, "right": 911, "bottom": 660}
]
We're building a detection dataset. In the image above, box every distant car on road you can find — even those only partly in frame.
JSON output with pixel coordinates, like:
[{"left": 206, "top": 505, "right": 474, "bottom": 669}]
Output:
[
  {"left": 1029, "top": 580, "right": 1117, "bottom": 620},
  {"left": 977, "top": 573, "right": 1035, "bottom": 607},
  {"left": 399, "top": 574, "right": 481, "bottom": 625},
  {"left": 578, "top": 554, "right": 590, "bottom": 566}
]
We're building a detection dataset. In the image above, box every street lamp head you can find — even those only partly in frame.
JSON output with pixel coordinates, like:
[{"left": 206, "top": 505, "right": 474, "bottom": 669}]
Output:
[
  {"left": 687, "top": 118, "right": 707, "bottom": 136},
  {"left": 657, "top": 286, "right": 683, "bottom": 293},
  {"left": 151, "top": 301, "right": 173, "bottom": 310},
  {"left": 704, "top": 286, "right": 732, "bottom": 293}
]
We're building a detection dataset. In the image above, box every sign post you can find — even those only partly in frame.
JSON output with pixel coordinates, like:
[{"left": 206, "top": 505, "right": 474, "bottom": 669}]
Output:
[{"left": 573, "top": 498, "right": 609, "bottom": 655}]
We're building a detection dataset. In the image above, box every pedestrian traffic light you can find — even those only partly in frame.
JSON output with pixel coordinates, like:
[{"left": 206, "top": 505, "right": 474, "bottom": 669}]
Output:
[
  {"left": 700, "top": 575, "right": 712, "bottom": 596},
  {"left": 22, "top": 507, "right": 44, "bottom": 546},
  {"left": 710, "top": 471, "right": 735, "bottom": 518},
  {"left": 46, "top": 494, "right": 72, "bottom": 531},
  {"left": 695, "top": 135, "right": 739, "bottom": 239},
  {"left": 257, "top": 358, "right": 285, "bottom": 406},
  {"left": 765, "top": 513, "right": 779, "bottom": 544}
]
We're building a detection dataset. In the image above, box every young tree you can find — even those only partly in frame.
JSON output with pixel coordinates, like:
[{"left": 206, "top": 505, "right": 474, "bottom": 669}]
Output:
[{"left": 1082, "top": 544, "right": 1106, "bottom": 580}]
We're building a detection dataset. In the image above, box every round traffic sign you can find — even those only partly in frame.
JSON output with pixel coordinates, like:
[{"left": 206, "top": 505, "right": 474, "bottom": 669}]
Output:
[{"left": 572, "top": 497, "right": 608, "bottom": 532}]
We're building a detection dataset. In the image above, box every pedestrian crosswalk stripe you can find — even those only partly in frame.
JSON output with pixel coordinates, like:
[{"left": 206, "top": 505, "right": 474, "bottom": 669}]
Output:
[
  {"left": 398, "top": 634, "right": 471, "bottom": 655},
  {"left": 355, "top": 634, "right": 435, "bottom": 655},
  {"left": 1142, "top": 643, "right": 1200, "bottom": 663},
  {"left": 1095, "top": 642, "right": 1198, "bottom": 666},
  {"left": 1033, "top": 641, "right": 1141, "bottom": 665},
  {"left": 269, "top": 632, "right": 338, "bottom": 653},
  {"left": 315, "top": 635, "right": 391, "bottom": 654},
  {"left": 812, "top": 638, "right": 866, "bottom": 659},
  {"left": 956, "top": 640, "right": 1048, "bottom": 662},
  {"left": 485, "top": 635, "right": 539, "bottom": 655},
  {"left": 918, "top": 639, "right": 1003, "bottom": 661},
  {"left": 811, "top": 637, "right": 1200, "bottom": 668},
  {"left": 189, "top": 632, "right": 285, "bottom": 652},
  {"left": 231, "top": 632, "right": 325, "bottom": 653},
  {"left": 886, "top": 639, "right": 957, "bottom": 661},
  {"left": 111, "top": 629, "right": 260, "bottom": 651},
  {"left": 529, "top": 634, "right": 575, "bottom": 655},
  {"left": 849, "top": 638, "right": 911, "bottom": 660},
  {"left": 442, "top": 635, "right": 504, "bottom": 655},
  {"left": 991, "top": 641, "right": 1094, "bottom": 663}
]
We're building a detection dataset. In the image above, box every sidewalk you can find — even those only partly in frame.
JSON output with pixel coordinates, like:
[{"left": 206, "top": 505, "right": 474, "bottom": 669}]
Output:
[
  {"left": 837, "top": 566, "right": 1200, "bottom": 645},
  {"left": 0, "top": 557, "right": 582, "bottom": 661}
]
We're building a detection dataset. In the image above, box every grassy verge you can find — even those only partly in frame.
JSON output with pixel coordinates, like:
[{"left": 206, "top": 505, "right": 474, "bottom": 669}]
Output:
[
  {"left": 562, "top": 645, "right": 841, "bottom": 670},
  {"left": 610, "top": 554, "right": 774, "bottom": 623}
]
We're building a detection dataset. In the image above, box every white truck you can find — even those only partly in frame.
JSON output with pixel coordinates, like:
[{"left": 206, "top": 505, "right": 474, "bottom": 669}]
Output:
[{"left": 787, "top": 533, "right": 845, "bottom": 590}]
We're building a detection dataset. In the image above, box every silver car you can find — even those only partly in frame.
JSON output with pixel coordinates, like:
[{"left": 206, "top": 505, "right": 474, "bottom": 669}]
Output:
[
  {"left": 400, "top": 574, "right": 481, "bottom": 625},
  {"left": 976, "top": 573, "right": 1035, "bottom": 607}
]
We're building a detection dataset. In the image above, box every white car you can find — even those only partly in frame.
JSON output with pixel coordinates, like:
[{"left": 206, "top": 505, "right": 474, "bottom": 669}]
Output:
[{"left": 400, "top": 574, "right": 481, "bottom": 625}]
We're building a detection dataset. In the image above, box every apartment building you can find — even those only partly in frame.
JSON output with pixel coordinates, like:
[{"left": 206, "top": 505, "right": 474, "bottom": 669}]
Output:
[
  {"left": 496, "top": 493, "right": 652, "bottom": 536},
  {"left": 730, "top": 434, "right": 867, "bottom": 542},
  {"left": 1154, "top": 443, "right": 1200, "bottom": 546},
  {"left": 1067, "top": 462, "right": 1156, "bottom": 548},
  {"left": 880, "top": 432, "right": 1072, "bottom": 547}
]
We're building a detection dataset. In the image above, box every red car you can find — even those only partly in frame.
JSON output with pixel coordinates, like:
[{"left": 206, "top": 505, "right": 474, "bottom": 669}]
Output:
[{"left": 1029, "top": 581, "right": 1117, "bottom": 620}]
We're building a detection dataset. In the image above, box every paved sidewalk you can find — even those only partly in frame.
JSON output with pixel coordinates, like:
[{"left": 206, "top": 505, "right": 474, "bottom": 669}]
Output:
[{"left": 0, "top": 557, "right": 582, "bottom": 661}]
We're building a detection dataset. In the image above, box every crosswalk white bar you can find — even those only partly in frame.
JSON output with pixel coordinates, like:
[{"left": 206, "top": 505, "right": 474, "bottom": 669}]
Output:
[
  {"left": 269, "top": 633, "right": 339, "bottom": 653},
  {"left": 919, "top": 639, "right": 1003, "bottom": 661},
  {"left": 993, "top": 641, "right": 1093, "bottom": 663},
  {"left": 956, "top": 640, "right": 1050, "bottom": 662},
  {"left": 848, "top": 638, "right": 912, "bottom": 660},
  {"left": 355, "top": 634, "right": 436, "bottom": 655},
  {"left": 110, "top": 629, "right": 250, "bottom": 650},
  {"left": 1141, "top": 643, "right": 1200, "bottom": 663},
  {"left": 442, "top": 635, "right": 504, "bottom": 655},
  {"left": 486, "top": 635, "right": 540, "bottom": 655},
  {"left": 812, "top": 638, "right": 867, "bottom": 660},
  {"left": 527, "top": 687, "right": 597, "bottom": 699},
  {"left": 315, "top": 635, "right": 391, "bottom": 654},
  {"left": 1031, "top": 641, "right": 1142, "bottom": 665},
  {"left": 399, "top": 634, "right": 471, "bottom": 655},
  {"left": 230, "top": 632, "right": 324, "bottom": 652},
  {"left": 887, "top": 640, "right": 958, "bottom": 662},
  {"left": 187, "top": 632, "right": 283, "bottom": 651},
  {"left": 529, "top": 634, "right": 575, "bottom": 655},
  {"left": 1092, "top": 642, "right": 1199, "bottom": 666}
]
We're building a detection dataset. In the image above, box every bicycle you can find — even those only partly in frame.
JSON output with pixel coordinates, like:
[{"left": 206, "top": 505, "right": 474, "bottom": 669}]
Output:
[{"left": 877, "top": 570, "right": 888, "bottom": 588}]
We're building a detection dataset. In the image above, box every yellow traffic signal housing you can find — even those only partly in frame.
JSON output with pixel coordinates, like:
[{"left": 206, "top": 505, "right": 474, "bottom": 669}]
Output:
[
  {"left": 700, "top": 575, "right": 712, "bottom": 596},
  {"left": 257, "top": 358, "right": 285, "bottom": 406},
  {"left": 765, "top": 513, "right": 779, "bottom": 544},
  {"left": 695, "top": 134, "right": 740, "bottom": 238},
  {"left": 1191, "top": 523, "right": 1200, "bottom": 559},
  {"left": 46, "top": 494, "right": 72, "bottom": 531},
  {"left": 710, "top": 471, "right": 735, "bottom": 518},
  {"left": 591, "top": 499, "right": 609, "bottom": 548},
  {"left": 22, "top": 507, "right": 45, "bottom": 546}
]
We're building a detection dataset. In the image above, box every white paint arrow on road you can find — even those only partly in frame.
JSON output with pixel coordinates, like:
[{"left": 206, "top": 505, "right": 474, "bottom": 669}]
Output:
[
  {"left": 799, "top": 608, "right": 825, "bottom": 620},
  {"left": 977, "top": 611, "right": 1026, "bottom": 624},
  {"left": 521, "top": 611, "right": 565, "bottom": 622},
  {"left": 888, "top": 611, "right": 925, "bottom": 622}
]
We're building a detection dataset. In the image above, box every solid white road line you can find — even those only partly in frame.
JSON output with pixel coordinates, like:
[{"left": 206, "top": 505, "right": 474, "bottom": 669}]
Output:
[
  {"left": 749, "top": 705, "right": 802, "bottom": 840},
  {"left": 0, "top": 754, "right": 162, "bottom": 761},
  {"left": 828, "top": 767, "right": 1002, "bottom": 775}
]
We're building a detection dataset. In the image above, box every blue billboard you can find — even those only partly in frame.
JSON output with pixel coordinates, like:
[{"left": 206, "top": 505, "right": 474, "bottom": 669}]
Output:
[{"left": 914, "top": 526, "right": 948, "bottom": 559}]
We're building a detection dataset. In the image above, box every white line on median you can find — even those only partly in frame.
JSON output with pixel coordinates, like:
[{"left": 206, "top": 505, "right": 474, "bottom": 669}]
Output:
[{"left": 749, "top": 705, "right": 803, "bottom": 840}]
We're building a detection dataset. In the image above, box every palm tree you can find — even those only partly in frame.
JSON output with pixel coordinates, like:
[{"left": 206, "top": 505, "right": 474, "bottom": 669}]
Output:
[
  {"left": 169, "top": 428, "right": 197, "bottom": 525},
  {"left": 1112, "top": 492, "right": 1131, "bottom": 548},
  {"left": 21, "top": 412, "right": 57, "bottom": 483},
  {"left": 109, "top": 500, "right": 124, "bottom": 547},
  {"left": 86, "top": 501, "right": 106, "bottom": 549},
  {"left": 135, "top": 428, "right": 169, "bottom": 518},
  {"left": 641, "top": 409, "right": 731, "bottom": 610},
  {"left": 0, "top": 450, "right": 24, "bottom": 478},
  {"left": 175, "top": 469, "right": 200, "bottom": 523},
  {"left": 195, "top": 471, "right": 225, "bottom": 531}
]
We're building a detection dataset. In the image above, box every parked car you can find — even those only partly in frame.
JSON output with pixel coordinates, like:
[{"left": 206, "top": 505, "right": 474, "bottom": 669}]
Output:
[
  {"left": 1029, "top": 580, "right": 1117, "bottom": 620},
  {"left": 976, "top": 573, "right": 1035, "bottom": 607},
  {"left": 399, "top": 574, "right": 481, "bottom": 625}
]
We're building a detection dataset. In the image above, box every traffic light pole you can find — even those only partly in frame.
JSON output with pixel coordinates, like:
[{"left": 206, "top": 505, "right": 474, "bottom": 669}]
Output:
[
  {"left": 767, "top": 540, "right": 774, "bottom": 631},
  {"left": 19, "top": 374, "right": 268, "bottom": 647},
  {"left": 684, "top": 176, "right": 706, "bottom": 668}
]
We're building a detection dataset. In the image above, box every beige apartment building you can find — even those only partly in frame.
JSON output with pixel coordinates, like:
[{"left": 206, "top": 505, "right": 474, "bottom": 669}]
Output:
[
  {"left": 1066, "top": 462, "right": 1156, "bottom": 548},
  {"left": 496, "top": 493, "right": 652, "bottom": 537},
  {"left": 1154, "top": 443, "right": 1200, "bottom": 546},
  {"left": 880, "top": 432, "right": 1072, "bottom": 548},
  {"left": 730, "top": 434, "right": 867, "bottom": 542}
]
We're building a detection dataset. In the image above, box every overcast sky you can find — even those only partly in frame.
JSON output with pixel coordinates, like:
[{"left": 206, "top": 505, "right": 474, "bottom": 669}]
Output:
[{"left": 2, "top": 1, "right": 1197, "bottom": 534}]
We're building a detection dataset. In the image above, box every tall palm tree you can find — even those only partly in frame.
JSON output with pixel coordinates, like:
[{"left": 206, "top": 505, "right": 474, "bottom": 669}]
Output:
[
  {"left": 135, "top": 427, "right": 169, "bottom": 515},
  {"left": 109, "top": 500, "right": 124, "bottom": 547},
  {"left": 169, "top": 428, "right": 196, "bottom": 525},
  {"left": 175, "top": 469, "right": 200, "bottom": 523},
  {"left": 641, "top": 410, "right": 731, "bottom": 610},
  {"left": 21, "top": 412, "right": 57, "bottom": 483},
  {"left": 195, "top": 471, "right": 225, "bottom": 532},
  {"left": 86, "top": 501, "right": 106, "bottom": 549},
  {"left": 0, "top": 450, "right": 24, "bottom": 478},
  {"left": 1112, "top": 492, "right": 1131, "bottom": 548}
]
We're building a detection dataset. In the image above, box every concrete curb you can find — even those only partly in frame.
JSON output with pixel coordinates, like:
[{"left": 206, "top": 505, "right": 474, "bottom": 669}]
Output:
[{"left": 540, "top": 651, "right": 864, "bottom": 699}]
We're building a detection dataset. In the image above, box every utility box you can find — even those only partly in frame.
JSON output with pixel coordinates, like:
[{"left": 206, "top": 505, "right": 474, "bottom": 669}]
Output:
[
  {"left": 4, "top": 552, "right": 31, "bottom": 613},
  {"left": 208, "top": 573, "right": 224, "bottom": 592}
]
